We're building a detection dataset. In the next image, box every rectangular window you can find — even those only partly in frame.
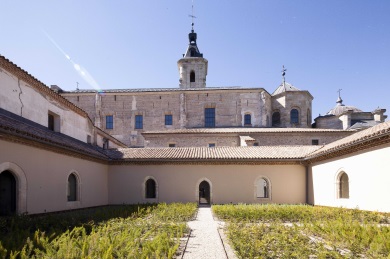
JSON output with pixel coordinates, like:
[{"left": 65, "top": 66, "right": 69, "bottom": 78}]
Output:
[
  {"left": 135, "top": 115, "right": 143, "bottom": 129},
  {"left": 106, "top": 115, "right": 113, "bottom": 129},
  {"left": 48, "top": 112, "right": 60, "bottom": 132},
  {"left": 48, "top": 114, "right": 55, "bottom": 131},
  {"left": 208, "top": 143, "right": 216, "bottom": 148},
  {"left": 244, "top": 114, "right": 251, "bottom": 125},
  {"left": 205, "top": 108, "right": 215, "bottom": 128},
  {"left": 168, "top": 143, "right": 176, "bottom": 147},
  {"left": 312, "top": 139, "right": 319, "bottom": 145},
  {"left": 165, "top": 114, "right": 173, "bottom": 125}
]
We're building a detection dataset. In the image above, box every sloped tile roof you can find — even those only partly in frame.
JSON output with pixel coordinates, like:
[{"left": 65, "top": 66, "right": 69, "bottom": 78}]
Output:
[
  {"left": 307, "top": 120, "right": 390, "bottom": 159},
  {"left": 143, "top": 128, "right": 352, "bottom": 135},
  {"left": 0, "top": 108, "right": 109, "bottom": 161},
  {"left": 104, "top": 146, "right": 321, "bottom": 161},
  {"left": 65, "top": 87, "right": 269, "bottom": 94}
]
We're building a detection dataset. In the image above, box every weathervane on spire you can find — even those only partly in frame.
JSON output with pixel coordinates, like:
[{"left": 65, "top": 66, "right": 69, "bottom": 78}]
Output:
[
  {"left": 189, "top": 0, "right": 196, "bottom": 31},
  {"left": 281, "top": 65, "right": 287, "bottom": 86}
]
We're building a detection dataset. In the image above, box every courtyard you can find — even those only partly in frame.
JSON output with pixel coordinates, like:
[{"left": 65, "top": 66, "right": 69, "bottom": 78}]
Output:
[{"left": 1, "top": 203, "right": 389, "bottom": 258}]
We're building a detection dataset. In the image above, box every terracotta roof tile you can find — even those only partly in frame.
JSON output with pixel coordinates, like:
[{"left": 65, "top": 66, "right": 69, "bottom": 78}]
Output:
[
  {"left": 0, "top": 109, "right": 109, "bottom": 160},
  {"left": 104, "top": 146, "right": 321, "bottom": 161},
  {"left": 307, "top": 120, "right": 390, "bottom": 158},
  {"left": 65, "top": 87, "right": 269, "bottom": 94},
  {"left": 143, "top": 128, "right": 352, "bottom": 134}
]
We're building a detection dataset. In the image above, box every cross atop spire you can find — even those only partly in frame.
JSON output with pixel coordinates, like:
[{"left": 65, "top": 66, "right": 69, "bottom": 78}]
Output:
[
  {"left": 189, "top": 0, "right": 196, "bottom": 31},
  {"left": 336, "top": 89, "right": 343, "bottom": 105},
  {"left": 281, "top": 65, "right": 287, "bottom": 87}
]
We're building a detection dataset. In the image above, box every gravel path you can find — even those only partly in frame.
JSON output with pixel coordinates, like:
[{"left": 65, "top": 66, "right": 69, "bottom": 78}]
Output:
[{"left": 183, "top": 206, "right": 234, "bottom": 259}]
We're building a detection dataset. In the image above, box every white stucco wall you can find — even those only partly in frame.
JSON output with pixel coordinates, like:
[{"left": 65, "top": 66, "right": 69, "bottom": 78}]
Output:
[
  {"left": 0, "top": 140, "right": 108, "bottom": 214},
  {"left": 0, "top": 67, "right": 93, "bottom": 143},
  {"left": 310, "top": 143, "right": 390, "bottom": 212},
  {"left": 108, "top": 164, "right": 306, "bottom": 205}
]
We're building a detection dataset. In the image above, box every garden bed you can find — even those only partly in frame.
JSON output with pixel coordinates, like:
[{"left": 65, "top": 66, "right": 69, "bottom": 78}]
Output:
[
  {"left": 0, "top": 203, "right": 197, "bottom": 258},
  {"left": 213, "top": 204, "right": 390, "bottom": 258}
]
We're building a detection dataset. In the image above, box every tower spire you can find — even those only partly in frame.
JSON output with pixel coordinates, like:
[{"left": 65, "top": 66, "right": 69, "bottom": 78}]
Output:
[
  {"left": 189, "top": 0, "right": 196, "bottom": 32},
  {"left": 178, "top": 0, "right": 208, "bottom": 89},
  {"left": 336, "top": 89, "right": 343, "bottom": 106},
  {"left": 281, "top": 65, "right": 287, "bottom": 89}
]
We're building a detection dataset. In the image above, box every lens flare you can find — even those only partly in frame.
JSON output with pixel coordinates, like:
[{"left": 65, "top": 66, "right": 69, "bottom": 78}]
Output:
[{"left": 42, "top": 29, "right": 102, "bottom": 92}]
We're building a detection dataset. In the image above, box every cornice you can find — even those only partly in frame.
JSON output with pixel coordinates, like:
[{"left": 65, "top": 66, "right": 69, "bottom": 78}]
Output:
[
  {"left": 306, "top": 134, "right": 390, "bottom": 163},
  {"left": 108, "top": 159, "right": 302, "bottom": 166},
  {"left": 0, "top": 130, "right": 108, "bottom": 164},
  {"left": 0, "top": 56, "right": 88, "bottom": 118}
]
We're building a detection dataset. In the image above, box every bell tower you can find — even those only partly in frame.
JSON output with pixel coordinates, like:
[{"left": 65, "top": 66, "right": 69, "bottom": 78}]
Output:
[{"left": 178, "top": 22, "right": 208, "bottom": 89}]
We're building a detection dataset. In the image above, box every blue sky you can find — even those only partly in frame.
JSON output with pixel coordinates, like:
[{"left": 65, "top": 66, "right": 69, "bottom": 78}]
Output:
[{"left": 1, "top": 0, "right": 389, "bottom": 121}]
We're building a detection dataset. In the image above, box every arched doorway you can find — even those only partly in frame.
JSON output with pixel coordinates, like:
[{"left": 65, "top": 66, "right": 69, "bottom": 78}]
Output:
[
  {"left": 199, "top": 181, "right": 210, "bottom": 205},
  {"left": 0, "top": 171, "right": 16, "bottom": 216}
]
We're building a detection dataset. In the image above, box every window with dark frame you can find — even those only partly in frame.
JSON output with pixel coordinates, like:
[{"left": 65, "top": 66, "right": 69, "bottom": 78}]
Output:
[
  {"left": 205, "top": 108, "right": 215, "bottom": 127},
  {"left": 312, "top": 139, "right": 319, "bottom": 145},
  {"left": 290, "top": 109, "right": 299, "bottom": 124},
  {"left": 106, "top": 115, "right": 113, "bottom": 129},
  {"left": 244, "top": 114, "right": 251, "bottom": 125},
  {"left": 190, "top": 71, "right": 195, "bottom": 82},
  {"left": 67, "top": 174, "right": 77, "bottom": 202},
  {"left": 135, "top": 115, "right": 143, "bottom": 129},
  {"left": 165, "top": 114, "right": 173, "bottom": 125},
  {"left": 48, "top": 114, "right": 55, "bottom": 131},
  {"left": 208, "top": 143, "right": 216, "bottom": 147},
  {"left": 168, "top": 143, "right": 176, "bottom": 147}
]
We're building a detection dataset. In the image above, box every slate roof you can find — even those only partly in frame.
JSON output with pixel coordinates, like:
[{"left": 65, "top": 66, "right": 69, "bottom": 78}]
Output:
[
  {"left": 143, "top": 128, "right": 352, "bottom": 135},
  {"left": 0, "top": 108, "right": 109, "bottom": 160},
  {"left": 104, "top": 146, "right": 321, "bottom": 161}
]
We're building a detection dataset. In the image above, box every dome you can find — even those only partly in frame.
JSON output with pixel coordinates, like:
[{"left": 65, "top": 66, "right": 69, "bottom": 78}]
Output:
[
  {"left": 326, "top": 97, "right": 362, "bottom": 116},
  {"left": 272, "top": 82, "right": 301, "bottom": 96}
]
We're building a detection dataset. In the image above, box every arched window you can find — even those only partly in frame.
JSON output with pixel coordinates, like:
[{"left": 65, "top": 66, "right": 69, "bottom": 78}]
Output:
[
  {"left": 256, "top": 177, "right": 270, "bottom": 198},
  {"left": 145, "top": 178, "right": 156, "bottom": 199},
  {"left": 290, "top": 109, "right": 299, "bottom": 124},
  {"left": 67, "top": 174, "right": 78, "bottom": 202},
  {"left": 244, "top": 114, "right": 251, "bottom": 125},
  {"left": 190, "top": 71, "right": 195, "bottom": 82},
  {"left": 339, "top": 172, "right": 349, "bottom": 199},
  {"left": 272, "top": 112, "right": 280, "bottom": 127}
]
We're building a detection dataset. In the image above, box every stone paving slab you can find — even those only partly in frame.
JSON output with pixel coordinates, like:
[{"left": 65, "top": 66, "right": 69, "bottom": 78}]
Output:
[{"left": 183, "top": 207, "right": 228, "bottom": 259}]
